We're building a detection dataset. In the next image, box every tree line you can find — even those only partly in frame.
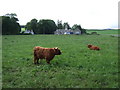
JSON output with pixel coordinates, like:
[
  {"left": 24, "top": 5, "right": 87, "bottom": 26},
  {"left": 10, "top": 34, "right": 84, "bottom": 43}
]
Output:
[
  {"left": 1, "top": 13, "right": 21, "bottom": 35},
  {"left": 25, "top": 19, "right": 86, "bottom": 34},
  {"left": 25, "top": 19, "right": 57, "bottom": 34},
  {"left": 1, "top": 13, "right": 86, "bottom": 35}
]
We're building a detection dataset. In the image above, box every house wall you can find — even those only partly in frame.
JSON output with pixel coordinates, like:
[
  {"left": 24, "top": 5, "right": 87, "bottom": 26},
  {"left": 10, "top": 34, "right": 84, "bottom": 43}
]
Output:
[{"left": 54, "top": 29, "right": 81, "bottom": 35}]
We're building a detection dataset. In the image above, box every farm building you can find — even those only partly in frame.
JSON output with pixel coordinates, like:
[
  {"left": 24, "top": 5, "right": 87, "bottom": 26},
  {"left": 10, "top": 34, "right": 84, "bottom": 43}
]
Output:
[
  {"left": 20, "top": 25, "right": 34, "bottom": 35},
  {"left": 54, "top": 29, "right": 81, "bottom": 35},
  {"left": 24, "top": 30, "right": 34, "bottom": 35}
]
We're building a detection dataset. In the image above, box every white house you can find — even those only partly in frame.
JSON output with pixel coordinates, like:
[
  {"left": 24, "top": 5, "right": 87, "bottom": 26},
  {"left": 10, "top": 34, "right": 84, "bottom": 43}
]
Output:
[
  {"left": 54, "top": 29, "right": 81, "bottom": 35},
  {"left": 24, "top": 30, "right": 34, "bottom": 35},
  {"left": 73, "top": 29, "right": 81, "bottom": 35}
]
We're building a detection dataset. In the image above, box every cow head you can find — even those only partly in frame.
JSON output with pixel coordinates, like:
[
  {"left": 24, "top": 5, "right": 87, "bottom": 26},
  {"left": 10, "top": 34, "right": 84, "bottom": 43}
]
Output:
[
  {"left": 54, "top": 47, "right": 62, "bottom": 55},
  {"left": 88, "top": 44, "right": 92, "bottom": 48}
]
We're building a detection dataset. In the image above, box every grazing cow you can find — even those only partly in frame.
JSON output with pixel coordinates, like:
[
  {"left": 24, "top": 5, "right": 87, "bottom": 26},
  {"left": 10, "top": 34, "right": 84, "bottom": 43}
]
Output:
[
  {"left": 33, "top": 46, "right": 61, "bottom": 64},
  {"left": 87, "top": 44, "right": 100, "bottom": 50}
]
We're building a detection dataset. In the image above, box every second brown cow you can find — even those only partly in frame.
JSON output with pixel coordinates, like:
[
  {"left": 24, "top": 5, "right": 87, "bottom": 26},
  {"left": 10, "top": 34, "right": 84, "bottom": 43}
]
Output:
[
  {"left": 33, "top": 46, "right": 61, "bottom": 64},
  {"left": 87, "top": 44, "right": 100, "bottom": 51}
]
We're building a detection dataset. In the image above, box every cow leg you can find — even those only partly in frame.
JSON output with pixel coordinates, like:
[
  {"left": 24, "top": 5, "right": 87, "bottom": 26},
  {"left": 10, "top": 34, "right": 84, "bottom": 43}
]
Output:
[
  {"left": 34, "top": 57, "right": 39, "bottom": 64},
  {"left": 36, "top": 59, "right": 39, "bottom": 64},
  {"left": 46, "top": 59, "right": 50, "bottom": 64}
]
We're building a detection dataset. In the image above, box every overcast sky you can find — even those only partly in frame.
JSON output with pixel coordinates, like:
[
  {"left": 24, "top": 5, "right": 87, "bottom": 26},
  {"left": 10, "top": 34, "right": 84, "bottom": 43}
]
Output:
[{"left": 0, "top": 0, "right": 119, "bottom": 29}]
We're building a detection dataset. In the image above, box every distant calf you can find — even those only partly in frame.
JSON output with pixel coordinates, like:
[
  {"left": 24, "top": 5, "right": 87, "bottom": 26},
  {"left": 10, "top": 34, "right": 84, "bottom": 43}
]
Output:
[
  {"left": 33, "top": 46, "right": 61, "bottom": 64},
  {"left": 87, "top": 44, "right": 100, "bottom": 50}
]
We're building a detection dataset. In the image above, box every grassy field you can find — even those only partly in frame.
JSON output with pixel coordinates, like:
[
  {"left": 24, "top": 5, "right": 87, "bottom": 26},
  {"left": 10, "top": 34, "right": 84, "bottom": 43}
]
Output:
[
  {"left": 2, "top": 34, "right": 119, "bottom": 88},
  {"left": 86, "top": 29, "right": 118, "bottom": 35},
  {"left": 0, "top": 35, "right": 2, "bottom": 90}
]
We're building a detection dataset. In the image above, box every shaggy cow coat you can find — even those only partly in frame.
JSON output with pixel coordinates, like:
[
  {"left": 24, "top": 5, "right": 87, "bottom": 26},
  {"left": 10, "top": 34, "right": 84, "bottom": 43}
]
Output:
[
  {"left": 33, "top": 46, "right": 61, "bottom": 64},
  {"left": 88, "top": 44, "right": 100, "bottom": 50}
]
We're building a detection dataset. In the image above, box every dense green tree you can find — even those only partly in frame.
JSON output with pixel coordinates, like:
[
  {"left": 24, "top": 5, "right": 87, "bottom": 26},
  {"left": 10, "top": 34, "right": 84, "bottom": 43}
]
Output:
[
  {"left": 25, "top": 22, "right": 32, "bottom": 30},
  {"left": 5, "top": 13, "right": 17, "bottom": 18},
  {"left": 30, "top": 19, "right": 38, "bottom": 34},
  {"left": 63, "top": 22, "right": 71, "bottom": 29},
  {"left": 37, "top": 19, "right": 57, "bottom": 34},
  {"left": 2, "top": 15, "right": 21, "bottom": 35},
  {"left": 25, "top": 19, "right": 38, "bottom": 34},
  {"left": 81, "top": 28, "right": 86, "bottom": 34},
  {"left": 72, "top": 24, "right": 86, "bottom": 34},
  {"left": 72, "top": 24, "right": 80, "bottom": 30}
]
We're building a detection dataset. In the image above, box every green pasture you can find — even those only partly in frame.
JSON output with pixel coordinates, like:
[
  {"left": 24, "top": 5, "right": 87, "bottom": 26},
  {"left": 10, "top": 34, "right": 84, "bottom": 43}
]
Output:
[
  {"left": 86, "top": 29, "right": 118, "bottom": 35},
  {"left": 2, "top": 34, "right": 119, "bottom": 88}
]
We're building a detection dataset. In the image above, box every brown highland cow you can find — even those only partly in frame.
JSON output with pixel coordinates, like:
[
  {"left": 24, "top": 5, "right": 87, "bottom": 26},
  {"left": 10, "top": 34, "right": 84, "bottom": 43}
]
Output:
[{"left": 33, "top": 46, "right": 61, "bottom": 64}]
